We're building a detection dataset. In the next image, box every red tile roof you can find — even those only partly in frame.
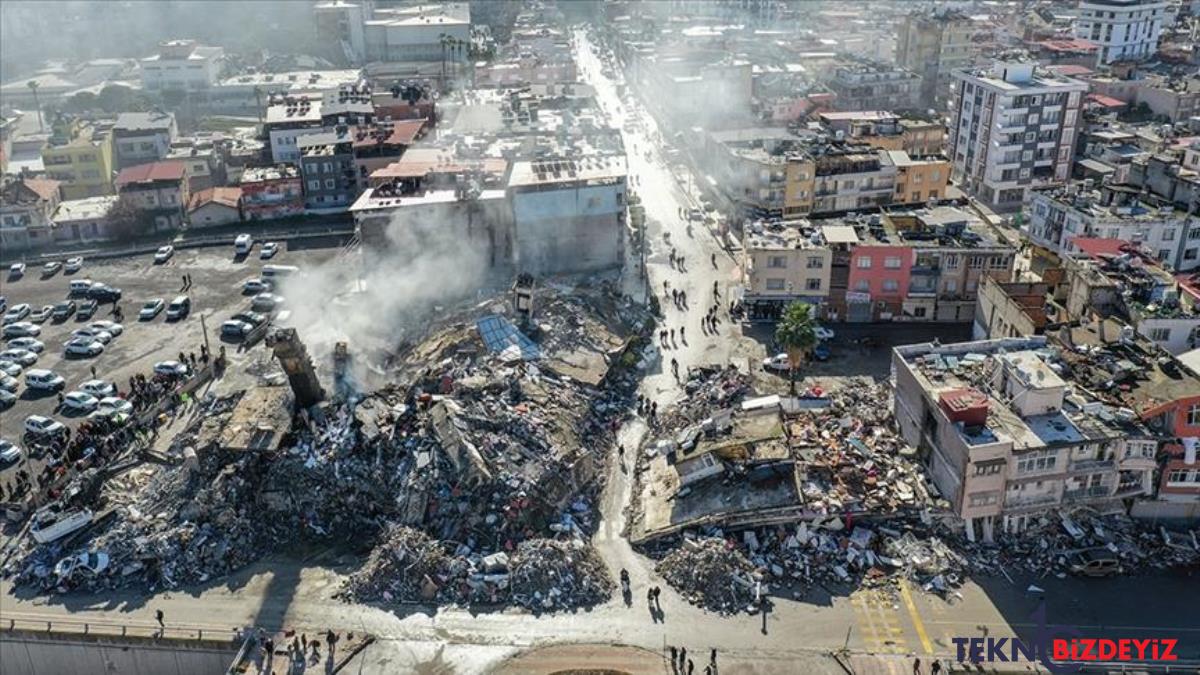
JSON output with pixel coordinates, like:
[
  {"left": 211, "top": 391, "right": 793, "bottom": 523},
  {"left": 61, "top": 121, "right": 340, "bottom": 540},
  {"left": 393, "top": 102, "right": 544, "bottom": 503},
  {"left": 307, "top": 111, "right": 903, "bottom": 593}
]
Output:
[
  {"left": 115, "top": 160, "right": 187, "bottom": 188},
  {"left": 22, "top": 177, "right": 61, "bottom": 201},
  {"left": 351, "top": 119, "right": 426, "bottom": 149},
  {"left": 188, "top": 186, "right": 241, "bottom": 212},
  {"left": 1086, "top": 93, "right": 1128, "bottom": 108}
]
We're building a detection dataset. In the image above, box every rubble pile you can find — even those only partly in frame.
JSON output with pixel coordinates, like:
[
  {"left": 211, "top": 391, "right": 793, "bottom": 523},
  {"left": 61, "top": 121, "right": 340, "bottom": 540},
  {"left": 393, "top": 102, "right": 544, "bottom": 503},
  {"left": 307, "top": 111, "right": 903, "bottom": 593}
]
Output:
[
  {"left": 339, "top": 525, "right": 451, "bottom": 603},
  {"left": 663, "top": 366, "right": 752, "bottom": 427},
  {"left": 656, "top": 537, "right": 761, "bottom": 613},
  {"left": 509, "top": 537, "right": 613, "bottom": 610}
]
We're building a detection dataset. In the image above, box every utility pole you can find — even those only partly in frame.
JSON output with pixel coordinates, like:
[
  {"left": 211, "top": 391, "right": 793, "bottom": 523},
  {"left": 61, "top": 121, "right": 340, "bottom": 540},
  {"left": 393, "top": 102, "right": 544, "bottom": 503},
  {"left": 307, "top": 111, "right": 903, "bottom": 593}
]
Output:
[{"left": 199, "top": 313, "right": 211, "bottom": 353}]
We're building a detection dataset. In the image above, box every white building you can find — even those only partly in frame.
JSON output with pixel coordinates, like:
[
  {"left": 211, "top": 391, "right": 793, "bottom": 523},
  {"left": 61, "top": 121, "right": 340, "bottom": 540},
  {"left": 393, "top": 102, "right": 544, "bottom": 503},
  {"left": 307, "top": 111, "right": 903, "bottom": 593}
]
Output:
[
  {"left": 264, "top": 98, "right": 324, "bottom": 164},
  {"left": 948, "top": 63, "right": 1087, "bottom": 212},
  {"left": 140, "top": 40, "right": 224, "bottom": 92},
  {"left": 364, "top": 3, "right": 471, "bottom": 64},
  {"left": 1074, "top": 0, "right": 1167, "bottom": 66}
]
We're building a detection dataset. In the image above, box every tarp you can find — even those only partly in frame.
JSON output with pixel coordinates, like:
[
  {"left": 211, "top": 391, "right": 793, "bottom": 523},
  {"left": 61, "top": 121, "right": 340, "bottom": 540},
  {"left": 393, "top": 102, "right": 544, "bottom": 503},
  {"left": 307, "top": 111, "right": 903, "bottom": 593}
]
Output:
[{"left": 476, "top": 314, "right": 541, "bottom": 361}]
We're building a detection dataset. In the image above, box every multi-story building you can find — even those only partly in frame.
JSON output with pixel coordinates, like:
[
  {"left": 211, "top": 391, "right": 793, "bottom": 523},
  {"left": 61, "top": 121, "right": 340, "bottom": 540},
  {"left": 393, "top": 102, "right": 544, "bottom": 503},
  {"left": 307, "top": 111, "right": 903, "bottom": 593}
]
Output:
[
  {"left": 264, "top": 97, "right": 323, "bottom": 164},
  {"left": 1025, "top": 183, "right": 1200, "bottom": 272},
  {"left": 52, "top": 195, "right": 119, "bottom": 244},
  {"left": 740, "top": 220, "right": 833, "bottom": 320},
  {"left": 362, "top": 3, "right": 471, "bottom": 64},
  {"left": 0, "top": 176, "right": 61, "bottom": 251},
  {"left": 298, "top": 128, "right": 357, "bottom": 210},
  {"left": 112, "top": 111, "right": 178, "bottom": 170},
  {"left": 1133, "top": 75, "right": 1200, "bottom": 123},
  {"left": 893, "top": 336, "right": 1159, "bottom": 541},
  {"left": 1126, "top": 153, "right": 1200, "bottom": 210},
  {"left": 240, "top": 166, "right": 304, "bottom": 220},
  {"left": 828, "top": 62, "right": 921, "bottom": 113},
  {"left": 140, "top": 40, "right": 224, "bottom": 92},
  {"left": 40, "top": 117, "right": 115, "bottom": 200},
  {"left": 817, "top": 112, "right": 945, "bottom": 157},
  {"left": 895, "top": 8, "right": 976, "bottom": 107},
  {"left": 1074, "top": 0, "right": 1167, "bottom": 66},
  {"left": 948, "top": 63, "right": 1087, "bottom": 212},
  {"left": 114, "top": 160, "right": 189, "bottom": 230}
]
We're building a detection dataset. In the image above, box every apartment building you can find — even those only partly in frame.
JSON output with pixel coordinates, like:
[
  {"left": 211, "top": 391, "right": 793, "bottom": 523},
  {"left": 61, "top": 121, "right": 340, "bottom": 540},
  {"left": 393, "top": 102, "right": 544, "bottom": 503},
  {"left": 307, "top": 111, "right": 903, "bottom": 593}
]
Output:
[
  {"left": 1074, "top": 0, "right": 1167, "bottom": 66},
  {"left": 264, "top": 97, "right": 323, "bottom": 164},
  {"left": 740, "top": 220, "right": 833, "bottom": 319},
  {"left": 818, "top": 112, "right": 945, "bottom": 157},
  {"left": 240, "top": 165, "right": 304, "bottom": 220},
  {"left": 893, "top": 336, "right": 1158, "bottom": 541},
  {"left": 140, "top": 40, "right": 224, "bottom": 92},
  {"left": 298, "top": 128, "right": 357, "bottom": 210},
  {"left": 114, "top": 160, "right": 189, "bottom": 230},
  {"left": 0, "top": 176, "right": 60, "bottom": 251},
  {"left": 895, "top": 9, "right": 976, "bottom": 107},
  {"left": 112, "top": 111, "right": 178, "bottom": 170},
  {"left": 1025, "top": 183, "right": 1200, "bottom": 272},
  {"left": 828, "top": 62, "right": 921, "bottom": 113},
  {"left": 948, "top": 63, "right": 1087, "bottom": 212},
  {"left": 41, "top": 117, "right": 115, "bottom": 199}
]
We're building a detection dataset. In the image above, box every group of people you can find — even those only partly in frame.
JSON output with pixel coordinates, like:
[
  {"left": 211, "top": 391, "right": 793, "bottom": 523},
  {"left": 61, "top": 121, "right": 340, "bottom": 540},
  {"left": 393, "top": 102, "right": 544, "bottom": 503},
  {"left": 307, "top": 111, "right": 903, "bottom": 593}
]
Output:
[{"left": 667, "top": 645, "right": 719, "bottom": 675}]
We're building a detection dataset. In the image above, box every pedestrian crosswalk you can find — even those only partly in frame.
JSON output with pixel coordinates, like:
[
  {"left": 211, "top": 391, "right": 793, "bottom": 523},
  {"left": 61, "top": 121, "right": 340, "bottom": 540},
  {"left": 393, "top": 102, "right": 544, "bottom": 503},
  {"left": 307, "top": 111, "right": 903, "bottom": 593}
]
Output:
[{"left": 850, "top": 588, "right": 909, "bottom": 655}]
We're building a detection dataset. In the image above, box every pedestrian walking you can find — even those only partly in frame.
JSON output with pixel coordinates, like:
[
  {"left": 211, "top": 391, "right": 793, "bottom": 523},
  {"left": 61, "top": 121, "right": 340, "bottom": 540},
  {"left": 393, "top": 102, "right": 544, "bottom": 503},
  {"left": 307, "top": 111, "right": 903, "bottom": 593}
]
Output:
[
  {"left": 155, "top": 609, "right": 164, "bottom": 628},
  {"left": 710, "top": 648, "right": 717, "bottom": 667},
  {"left": 711, "top": 253, "right": 717, "bottom": 268},
  {"left": 687, "top": 658, "right": 694, "bottom": 674},
  {"left": 90, "top": 365, "right": 96, "bottom": 378},
  {"left": 669, "top": 328, "right": 675, "bottom": 343},
  {"left": 912, "top": 657, "right": 921, "bottom": 674},
  {"left": 671, "top": 358, "right": 679, "bottom": 380},
  {"left": 679, "top": 326, "right": 685, "bottom": 342},
  {"left": 930, "top": 660, "right": 941, "bottom": 675},
  {"left": 680, "top": 646, "right": 687, "bottom": 665},
  {"left": 647, "top": 588, "right": 655, "bottom": 605},
  {"left": 713, "top": 280, "right": 719, "bottom": 297},
  {"left": 670, "top": 646, "right": 678, "bottom": 665}
]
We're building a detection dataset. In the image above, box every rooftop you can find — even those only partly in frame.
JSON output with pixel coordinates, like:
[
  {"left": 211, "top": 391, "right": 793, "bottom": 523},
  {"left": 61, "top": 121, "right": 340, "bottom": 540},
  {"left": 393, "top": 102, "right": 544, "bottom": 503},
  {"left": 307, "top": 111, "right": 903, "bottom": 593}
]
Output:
[
  {"left": 240, "top": 165, "right": 300, "bottom": 183},
  {"left": 508, "top": 156, "right": 626, "bottom": 188},
  {"left": 114, "top": 111, "right": 175, "bottom": 133},
  {"left": 53, "top": 195, "right": 118, "bottom": 221},
  {"left": 115, "top": 160, "right": 186, "bottom": 187}
]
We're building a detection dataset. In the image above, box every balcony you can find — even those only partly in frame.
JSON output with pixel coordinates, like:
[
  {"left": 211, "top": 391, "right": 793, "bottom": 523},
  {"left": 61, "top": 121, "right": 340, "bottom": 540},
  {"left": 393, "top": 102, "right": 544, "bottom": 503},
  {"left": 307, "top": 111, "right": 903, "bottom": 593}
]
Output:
[
  {"left": 1062, "top": 485, "right": 1113, "bottom": 503},
  {"left": 1070, "top": 458, "right": 1115, "bottom": 472},
  {"left": 1005, "top": 493, "right": 1058, "bottom": 509},
  {"left": 1113, "top": 483, "right": 1146, "bottom": 498}
]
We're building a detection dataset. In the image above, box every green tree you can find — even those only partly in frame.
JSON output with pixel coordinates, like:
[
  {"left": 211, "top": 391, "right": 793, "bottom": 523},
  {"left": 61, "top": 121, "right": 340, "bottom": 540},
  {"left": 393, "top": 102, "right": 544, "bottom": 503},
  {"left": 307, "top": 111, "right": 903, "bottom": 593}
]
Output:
[
  {"left": 106, "top": 195, "right": 157, "bottom": 242},
  {"left": 774, "top": 301, "right": 818, "bottom": 395}
]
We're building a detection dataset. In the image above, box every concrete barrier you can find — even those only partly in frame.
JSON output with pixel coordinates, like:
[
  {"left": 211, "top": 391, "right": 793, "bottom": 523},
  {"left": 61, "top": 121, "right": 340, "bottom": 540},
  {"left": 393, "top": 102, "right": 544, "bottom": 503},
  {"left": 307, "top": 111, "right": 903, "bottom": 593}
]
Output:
[{"left": 1, "top": 625, "right": 239, "bottom": 675}]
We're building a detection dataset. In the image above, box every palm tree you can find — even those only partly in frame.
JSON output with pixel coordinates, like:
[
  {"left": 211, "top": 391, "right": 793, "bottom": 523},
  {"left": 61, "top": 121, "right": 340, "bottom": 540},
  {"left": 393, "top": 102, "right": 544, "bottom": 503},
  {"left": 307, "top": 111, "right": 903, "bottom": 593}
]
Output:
[
  {"left": 27, "top": 80, "right": 43, "bottom": 132},
  {"left": 774, "top": 301, "right": 818, "bottom": 395}
]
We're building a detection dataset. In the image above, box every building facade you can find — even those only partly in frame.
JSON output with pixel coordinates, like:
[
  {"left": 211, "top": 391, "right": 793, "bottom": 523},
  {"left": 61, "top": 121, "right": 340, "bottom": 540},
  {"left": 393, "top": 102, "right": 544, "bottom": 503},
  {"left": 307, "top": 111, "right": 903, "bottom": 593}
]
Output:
[
  {"left": 0, "top": 177, "right": 61, "bottom": 251},
  {"left": 140, "top": 40, "right": 224, "bottom": 92},
  {"left": 240, "top": 166, "right": 304, "bottom": 220},
  {"left": 112, "top": 111, "right": 178, "bottom": 170},
  {"left": 1074, "top": 0, "right": 1166, "bottom": 66},
  {"left": 114, "top": 160, "right": 189, "bottom": 230},
  {"left": 828, "top": 63, "right": 921, "bottom": 112},
  {"left": 41, "top": 118, "right": 115, "bottom": 200},
  {"left": 895, "top": 9, "right": 976, "bottom": 107}
]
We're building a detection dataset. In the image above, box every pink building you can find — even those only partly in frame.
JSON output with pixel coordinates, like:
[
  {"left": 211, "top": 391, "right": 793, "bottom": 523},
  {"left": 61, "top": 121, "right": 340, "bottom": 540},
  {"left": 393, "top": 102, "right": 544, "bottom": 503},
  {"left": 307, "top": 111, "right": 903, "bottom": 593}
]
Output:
[{"left": 846, "top": 244, "right": 913, "bottom": 321}]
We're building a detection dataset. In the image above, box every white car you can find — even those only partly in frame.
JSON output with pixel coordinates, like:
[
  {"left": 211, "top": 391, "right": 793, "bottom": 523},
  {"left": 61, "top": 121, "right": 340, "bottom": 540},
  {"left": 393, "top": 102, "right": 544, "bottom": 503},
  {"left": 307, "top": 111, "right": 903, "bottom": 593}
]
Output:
[
  {"left": 3, "top": 303, "right": 31, "bottom": 324},
  {"left": 0, "top": 374, "right": 18, "bottom": 391},
  {"left": 762, "top": 353, "right": 793, "bottom": 372},
  {"left": 79, "top": 379, "right": 116, "bottom": 398},
  {"left": 0, "top": 389, "right": 15, "bottom": 408},
  {"left": 89, "top": 320, "right": 123, "bottom": 336},
  {"left": 71, "top": 328, "right": 113, "bottom": 344},
  {"left": 221, "top": 319, "right": 252, "bottom": 338},
  {"left": 7, "top": 337, "right": 44, "bottom": 353},
  {"left": 251, "top": 292, "right": 284, "bottom": 313},
  {"left": 54, "top": 551, "right": 109, "bottom": 579},
  {"left": 8, "top": 263, "right": 26, "bottom": 277},
  {"left": 153, "top": 245, "right": 174, "bottom": 264},
  {"left": 62, "top": 391, "right": 99, "bottom": 413},
  {"left": 29, "top": 305, "right": 54, "bottom": 323},
  {"left": 243, "top": 278, "right": 273, "bottom": 294},
  {"left": 64, "top": 257, "right": 84, "bottom": 273},
  {"left": 0, "top": 361, "right": 21, "bottom": 377},
  {"left": 0, "top": 439, "right": 21, "bottom": 463},
  {"left": 0, "top": 348, "right": 37, "bottom": 366},
  {"left": 25, "top": 369, "right": 65, "bottom": 391},
  {"left": 139, "top": 299, "right": 165, "bottom": 320},
  {"left": 95, "top": 397, "right": 133, "bottom": 416},
  {"left": 41, "top": 261, "right": 62, "bottom": 276},
  {"left": 815, "top": 326, "right": 835, "bottom": 341},
  {"left": 64, "top": 338, "right": 105, "bottom": 357},
  {"left": 24, "top": 415, "right": 66, "bottom": 437},
  {"left": 3, "top": 322, "right": 41, "bottom": 338},
  {"left": 259, "top": 242, "right": 280, "bottom": 259},
  {"left": 154, "top": 360, "right": 189, "bottom": 377}
]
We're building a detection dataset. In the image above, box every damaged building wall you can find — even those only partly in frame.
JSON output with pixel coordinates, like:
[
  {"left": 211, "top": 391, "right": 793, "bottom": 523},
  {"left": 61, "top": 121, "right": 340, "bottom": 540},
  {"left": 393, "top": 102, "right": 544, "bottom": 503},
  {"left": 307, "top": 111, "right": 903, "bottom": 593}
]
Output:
[
  {"left": 510, "top": 178, "right": 626, "bottom": 274},
  {"left": 357, "top": 192, "right": 515, "bottom": 271}
]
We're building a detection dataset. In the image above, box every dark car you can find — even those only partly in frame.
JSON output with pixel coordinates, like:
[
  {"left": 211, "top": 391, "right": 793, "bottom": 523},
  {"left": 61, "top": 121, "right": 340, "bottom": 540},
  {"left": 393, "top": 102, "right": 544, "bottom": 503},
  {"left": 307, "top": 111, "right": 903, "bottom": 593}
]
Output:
[
  {"left": 51, "top": 300, "right": 77, "bottom": 321},
  {"left": 76, "top": 299, "right": 99, "bottom": 320},
  {"left": 87, "top": 285, "right": 122, "bottom": 303}
]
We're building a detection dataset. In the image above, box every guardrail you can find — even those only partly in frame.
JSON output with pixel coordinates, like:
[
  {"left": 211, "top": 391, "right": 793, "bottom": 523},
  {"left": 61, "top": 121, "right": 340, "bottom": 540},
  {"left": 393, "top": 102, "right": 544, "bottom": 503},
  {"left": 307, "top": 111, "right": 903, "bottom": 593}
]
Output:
[{"left": 1, "top": 614, "right": 241, "bottom": 644}]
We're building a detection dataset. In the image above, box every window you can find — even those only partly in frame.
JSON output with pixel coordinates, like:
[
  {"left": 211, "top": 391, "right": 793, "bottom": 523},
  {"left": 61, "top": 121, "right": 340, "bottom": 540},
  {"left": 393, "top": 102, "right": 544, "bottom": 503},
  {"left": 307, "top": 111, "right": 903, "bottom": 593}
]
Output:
[
  {"left": 882, "top": 279, "right": 899, "bottom": 292},
  {"left": 854, "top": 280, "right": 869, "bottom": 292},
  {"left": 307, "top": 180, "right": 320, "bottom": 191},
  {"left": 324, "top": 179, "right": 335, "bottom": 190},
  {"left": 968, "top": 493, "right": 998, "bottom": 507},
  {"left": 1188, "top": 403, "right": 1200, "bottom": 426},
  {"left": 944, "top": 253, "right": 958, "bottom": 269},
  {"left": 974, "top": 463, "right": 1003, "bottom": 476},
  {"left": 857, "top": 256, "right": 872, "bottom": 268},
  {"left": 805, "top": 278, "right": 822, "bottom": 291},
  {"left": 944, "top": 279, "right": 957, "bottom": 293},
  {"left": 765, "top": 278, "right": 786, "bottom": 291},
  {"left": 1163, "top": 228, "right": 1176, "bottom": 241},
  {"left": 884, "top": 256, "right": 902, "bottom": 269},
  {"left": 1167, "top": 469, "right": 1199, "bottom": 485},
  {"left": 806, "top": 256, "right": 824, "bottom": 269},
  {"left": 968, "top": 255, "right": 985, "bottom": 269},
  {"left": 768, "top": 255, "right": 788, "bottom": 268},
  {"left": 1017, "top": 450, "right": 1057, "bottom": 474},
  {"left": 1149, "top": 328, "right": 1171, "bottom": 342},
  {"left": 1186, "top": 248, "right": 1198, "bottom": 261}
]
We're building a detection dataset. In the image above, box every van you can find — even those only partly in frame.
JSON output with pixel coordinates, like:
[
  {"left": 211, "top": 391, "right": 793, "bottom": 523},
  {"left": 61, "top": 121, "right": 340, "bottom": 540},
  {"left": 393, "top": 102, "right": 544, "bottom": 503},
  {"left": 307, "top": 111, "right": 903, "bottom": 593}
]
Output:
[
  {"left": 261, "top": 264, "right": 299, "bottom": 279},
  {"left": 25, "top": 369, "right": 65, "bottom": 391},
  {"left": 234, "top": 234, "right": 253, "bottom": 254},
  {"left": 69, "top": 279, "right": 94, "bottom": 295},
  {"left": 165, "top": 295, "right": 191, "bottom": 321},
  {"left": 1069, "top": 548, "right": 1123, "bottom": 577}
]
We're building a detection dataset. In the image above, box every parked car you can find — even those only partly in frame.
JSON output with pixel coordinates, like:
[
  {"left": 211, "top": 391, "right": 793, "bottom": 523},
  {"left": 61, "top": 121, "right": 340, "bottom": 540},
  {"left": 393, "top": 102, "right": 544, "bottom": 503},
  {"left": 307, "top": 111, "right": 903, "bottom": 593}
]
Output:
[
  {"left": 77, "top": 299, "right": 98, "bottom": 320},
  {"left": 24, "top": 415, "right": 66, "bottom": 437},
  {"left": 231, "top": 311, "right": 266, "bottom": 327},
  {"left": 64, "top": 338, "right": 104, "bottom": 357},
  {"left": 165, "top": 295, "right": 190, "bottom": 321},
  {"left": 41, "top": 261, "right": 62, "bottom": 277},
  {"left": 762, "top": 353, "right": 793, "bottom": 373},
  {"left": 87, "top": 284, "right": 122, "bottom": 302},
  {"left": 28, "top": 305, "right": 54, "bottom": 323},
  {"left": 52, "top": 301, "right": 77, "bottom": 320},
  {"left": 8, "top": 262, "right": 26, "bottom": 278},
  {"left": 0, "top": 389, "right": 15, "bottom": 408},
  {"left": 1069, "top": 548, "right": 1123, "bottom": 577},
  {"left": 71, "top": 328, "right": 112, "bottom": 344},
  {"left": 0, "top": 348, "right": 38, "bottom": 366},
  {"left": 0, "top": 439, "right": 21, "bottom": 464},
  {"left": 0, "top": 374, "right": 18, "bottom": 391},
  {"left": 0, "top": 362, "right": 21, "bottom": 377},
  {"left": 3, "top": 322, "right": 41, "bottom": 338},
  {"left": 154, "top": 360, "right": 189, "bottom": 377},
  {"left": 69, "top": 279, "right": 94, "bottom": 295},
  {"left": 89, "top": 320, "right": 123, "bottom": 336},
  {"left": 243, "top": 278, "right": 273, "bottom": 294},
  {"left": 259, "top": 242, "right": 280, "bottom": 259},
  {"left": 222, "top": 320, "right": 252, "bottom": 338},
  {"left": 62, "top": 391, "right": 99, "bottom": 413},
  {"left": 251, "top": 292, "right": 284, "bottom": 313},
  {"left": 3, "top": 303, "right": 31, "bottom": 324},
  {"left": 153, "top": 245, "right": 174, "bottom": 264},
  {"left": 79, "top": 380, "right": 116, "bottom": 398},
  {"left": 64, "top": 257, "right": 84, "bottom": 273},
  {"left": 234, "top": 233, "right": 253, "bottom": 255},
  {"left": 139, "top": 299, "right": 165, "bottom": 320},
  {"left": 95, "top": 397, "right": 133, "bottom": 417},
  {"left": 7, "top": 337, "right": 44, "bottom": 353},
  {"left": 0, "top": 295, "right": 6, "bottom": 313}
]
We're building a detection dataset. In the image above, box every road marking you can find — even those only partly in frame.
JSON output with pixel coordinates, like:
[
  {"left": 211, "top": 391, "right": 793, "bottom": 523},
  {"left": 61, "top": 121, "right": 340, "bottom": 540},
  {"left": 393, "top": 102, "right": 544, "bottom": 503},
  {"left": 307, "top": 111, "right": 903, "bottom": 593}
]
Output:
[{"left": 898, "top": 580, "right": 934, "bottom": 655}]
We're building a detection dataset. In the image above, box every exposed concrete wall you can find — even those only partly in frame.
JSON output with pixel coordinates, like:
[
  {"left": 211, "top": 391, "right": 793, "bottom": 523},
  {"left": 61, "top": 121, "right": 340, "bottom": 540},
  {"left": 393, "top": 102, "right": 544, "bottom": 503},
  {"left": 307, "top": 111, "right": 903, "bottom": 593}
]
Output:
[{"left": 0, "top": 630, "right": 238, "bottom": 675}]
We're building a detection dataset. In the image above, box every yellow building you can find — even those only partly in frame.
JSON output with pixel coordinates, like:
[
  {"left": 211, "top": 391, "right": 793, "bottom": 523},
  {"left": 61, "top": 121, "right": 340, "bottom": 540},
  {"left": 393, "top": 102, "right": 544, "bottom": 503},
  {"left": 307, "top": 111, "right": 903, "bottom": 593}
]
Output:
[
  {"left": 41, "top": 118, "right": 115, "bottom": 200},
  {"left": 888, "top": 150, "right": 951, "bottom": 206},
  {"left": 783, "top": 157, "right": 815, "bottom": 218}
]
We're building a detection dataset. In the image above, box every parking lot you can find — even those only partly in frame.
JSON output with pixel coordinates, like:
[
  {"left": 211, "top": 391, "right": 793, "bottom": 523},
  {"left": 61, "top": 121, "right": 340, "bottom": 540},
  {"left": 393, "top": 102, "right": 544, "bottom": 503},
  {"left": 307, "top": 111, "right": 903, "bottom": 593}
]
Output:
[{"left": 0, "top": 238, "right": 344, "bottom": 477}]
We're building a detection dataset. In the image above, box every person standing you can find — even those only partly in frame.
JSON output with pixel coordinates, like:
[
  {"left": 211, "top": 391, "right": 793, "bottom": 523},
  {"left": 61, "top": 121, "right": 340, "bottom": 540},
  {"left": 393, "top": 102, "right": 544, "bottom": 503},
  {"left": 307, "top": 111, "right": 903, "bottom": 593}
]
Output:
[{"left": 155, "top": 609, "right": 164, "bottom": 628}]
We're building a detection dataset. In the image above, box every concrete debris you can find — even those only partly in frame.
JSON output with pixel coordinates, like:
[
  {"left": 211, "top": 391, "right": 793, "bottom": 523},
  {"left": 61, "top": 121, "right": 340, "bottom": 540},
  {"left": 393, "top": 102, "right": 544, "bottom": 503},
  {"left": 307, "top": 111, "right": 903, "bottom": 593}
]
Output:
[
  {"left": 509, "top": 538, "right": 613, "bottom": 610},
  {"left": 656, "top": 536, "right": 761, "bottom": 613}
]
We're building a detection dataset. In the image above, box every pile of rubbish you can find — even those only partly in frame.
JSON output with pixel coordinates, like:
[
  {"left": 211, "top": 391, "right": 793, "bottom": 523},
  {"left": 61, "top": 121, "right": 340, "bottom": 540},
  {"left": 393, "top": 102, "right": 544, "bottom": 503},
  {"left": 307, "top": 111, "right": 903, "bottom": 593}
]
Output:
[
  {"left": 662, "top": 366, "right": 753, "bottom": 428},
  {"left": 338, "top": 526, "right": 451, "bottom": 603},
  {"left": 509, "top": 538, "right": 613, "bottom": 610},
  {"left": 656, "top": 536, "right": 761, "bottom": 613}
]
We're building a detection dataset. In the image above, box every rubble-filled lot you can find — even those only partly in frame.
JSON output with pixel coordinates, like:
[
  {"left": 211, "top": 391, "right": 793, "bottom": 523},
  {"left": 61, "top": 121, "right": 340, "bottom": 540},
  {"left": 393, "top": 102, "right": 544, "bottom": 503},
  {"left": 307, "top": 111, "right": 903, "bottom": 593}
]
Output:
[
  {"left": 3, "top": 281, "right": 651, "bottom": 612},
  {"left": 634, "top": 372, "right": 1200, "bottom": 613}
]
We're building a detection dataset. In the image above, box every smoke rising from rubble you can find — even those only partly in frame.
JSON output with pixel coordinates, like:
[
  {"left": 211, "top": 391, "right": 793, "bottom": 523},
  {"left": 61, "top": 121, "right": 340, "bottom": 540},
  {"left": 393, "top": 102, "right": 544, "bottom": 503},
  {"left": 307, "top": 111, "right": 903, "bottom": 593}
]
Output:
[{"left": 278, "top": 211, "right": 490, "bottom": 375}]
